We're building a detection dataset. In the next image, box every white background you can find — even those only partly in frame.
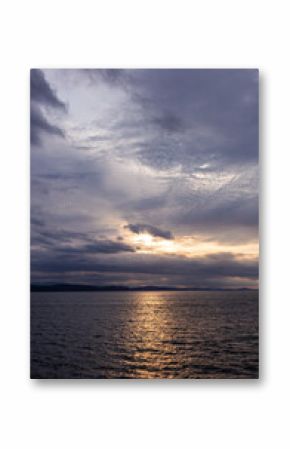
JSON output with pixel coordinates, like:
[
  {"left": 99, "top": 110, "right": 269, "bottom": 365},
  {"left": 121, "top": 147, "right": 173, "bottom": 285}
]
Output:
[{"left": 0, "top": 1, "right": 289, "bottom": 448}]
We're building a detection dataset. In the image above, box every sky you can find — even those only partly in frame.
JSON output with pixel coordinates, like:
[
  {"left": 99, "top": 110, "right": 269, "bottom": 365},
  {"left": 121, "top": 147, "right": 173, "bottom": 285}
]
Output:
[{"left": 31, "top": 69, "right": 259, "bottom": 288}]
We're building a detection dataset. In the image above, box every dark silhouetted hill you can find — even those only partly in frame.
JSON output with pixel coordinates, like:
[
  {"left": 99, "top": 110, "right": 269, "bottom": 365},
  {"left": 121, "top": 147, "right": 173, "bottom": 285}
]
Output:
[{"left": 31, "top": 284, "right": 257, "bottom": 292}]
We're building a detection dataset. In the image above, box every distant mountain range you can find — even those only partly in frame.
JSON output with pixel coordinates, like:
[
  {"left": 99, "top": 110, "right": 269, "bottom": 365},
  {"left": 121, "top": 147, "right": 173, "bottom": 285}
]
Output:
[{"left": 31, "top": 284, "right": 257, "bottom": 292}]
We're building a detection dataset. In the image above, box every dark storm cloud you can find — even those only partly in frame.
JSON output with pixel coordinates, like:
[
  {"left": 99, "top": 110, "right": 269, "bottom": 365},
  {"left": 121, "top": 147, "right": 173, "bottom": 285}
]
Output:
[
  {"left": 152, "top": 113, "right": 185, "bottom": 133},
  {"left": 125, "top": 223, "right": 174, "bottom": 240},
  {"left": 171, "top": 188, "right": 259, "bottom": 238},
  {"left": 30, "top": 104, "right": 64, "bottom": 145},
  {"left": 31, "top": 250, "right": 258, "bottom": 287},
  {"left": 31, "top": 228, "right": 84, "bottom": 247},
  {"left": 83, "top": 240, "right": 135, "bottom": 254},
  {"left": 122, "top": 69, "right": 258, "bottom": 170},
  {"left": 30, "top": 69, "right": 66, "bottom": 145},
  {"left": 31, "top": 169, "right": 104, "bottom": 194},
  {"left": 31, "top": 217, "right": 45, "bottom": 228},
  {"left": 99, "top": 69, "right": 126, "bottom": 84},
  {"left": 31, "top": 226, "right": 135, "bottom": 254},
  {"left": 31, "top": 69, "right": 66, "bottom": 110}
]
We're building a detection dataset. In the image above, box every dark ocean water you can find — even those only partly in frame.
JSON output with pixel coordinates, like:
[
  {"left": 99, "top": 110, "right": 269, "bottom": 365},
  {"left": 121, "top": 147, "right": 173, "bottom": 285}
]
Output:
[{"left": 31, "top": 290, "right": 259, "bottom": 379}]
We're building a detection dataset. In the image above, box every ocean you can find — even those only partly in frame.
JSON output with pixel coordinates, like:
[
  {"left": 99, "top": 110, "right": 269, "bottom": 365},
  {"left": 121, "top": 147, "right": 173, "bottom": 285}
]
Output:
[{"left": 31, "top": 290, "right": 259, "bottom": 379}]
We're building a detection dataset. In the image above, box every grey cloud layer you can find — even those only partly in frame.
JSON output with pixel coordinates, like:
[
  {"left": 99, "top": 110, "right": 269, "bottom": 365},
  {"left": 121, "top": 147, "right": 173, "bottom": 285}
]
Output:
[
  {"left": 31, "top": 69, "right": 259, "bottom": 287},
  {"left": 31, "top": 69, "right": 66, "bottom": 109}
]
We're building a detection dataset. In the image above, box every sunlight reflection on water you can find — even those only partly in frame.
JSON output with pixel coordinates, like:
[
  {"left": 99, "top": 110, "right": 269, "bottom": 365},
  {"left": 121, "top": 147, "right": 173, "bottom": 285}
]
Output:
[{"left": 31, "top": 290, "right": 259, "bottom": 379}]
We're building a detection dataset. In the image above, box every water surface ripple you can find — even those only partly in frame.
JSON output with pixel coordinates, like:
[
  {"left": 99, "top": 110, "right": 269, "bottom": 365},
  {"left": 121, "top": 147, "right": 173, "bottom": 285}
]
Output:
[{"left": 31, "top": 291, "right": 259, "bottom": 379}]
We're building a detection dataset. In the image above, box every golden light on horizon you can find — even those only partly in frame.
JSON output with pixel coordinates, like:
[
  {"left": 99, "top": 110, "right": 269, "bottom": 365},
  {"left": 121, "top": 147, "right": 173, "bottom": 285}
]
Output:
[
  {"left": 135, "top": 232, "right": 154, "bottom": 246},
  {"left": 127, "top": 231, "right": 258, "bottom": 261}
]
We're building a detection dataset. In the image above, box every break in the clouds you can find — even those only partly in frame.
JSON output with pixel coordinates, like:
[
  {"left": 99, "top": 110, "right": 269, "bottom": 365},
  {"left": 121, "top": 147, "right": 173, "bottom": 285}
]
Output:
[{"left": 31, "top": 69, "right": 259, "bottom": 288}]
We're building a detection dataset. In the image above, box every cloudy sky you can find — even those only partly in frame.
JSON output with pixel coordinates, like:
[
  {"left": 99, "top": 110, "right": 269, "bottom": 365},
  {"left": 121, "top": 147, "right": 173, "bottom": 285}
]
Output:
[{"left": 31, "top": 69, "right": 258, "bottom": 288}]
